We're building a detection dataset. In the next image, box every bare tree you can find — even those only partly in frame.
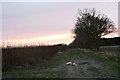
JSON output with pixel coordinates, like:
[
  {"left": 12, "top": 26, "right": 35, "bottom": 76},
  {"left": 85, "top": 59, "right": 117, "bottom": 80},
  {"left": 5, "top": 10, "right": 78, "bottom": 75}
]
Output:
[{"left": 72, "top": 8, "right": 116, "bottom": 50}]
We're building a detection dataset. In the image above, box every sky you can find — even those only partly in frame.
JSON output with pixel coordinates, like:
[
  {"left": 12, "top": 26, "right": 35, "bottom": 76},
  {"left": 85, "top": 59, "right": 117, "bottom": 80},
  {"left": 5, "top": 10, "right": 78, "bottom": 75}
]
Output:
[{"left": 1, "top": 1, "right": 119, "bottom": 47}]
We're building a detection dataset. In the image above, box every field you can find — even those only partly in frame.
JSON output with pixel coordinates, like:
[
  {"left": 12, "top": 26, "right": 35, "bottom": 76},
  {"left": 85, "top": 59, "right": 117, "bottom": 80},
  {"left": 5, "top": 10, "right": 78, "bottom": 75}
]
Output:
[
  {"left": 2, "top": 44, "right": 67, "bottom": 71},
  {"left": 2, "top": 45, "right": 120, "bottom": 79}
]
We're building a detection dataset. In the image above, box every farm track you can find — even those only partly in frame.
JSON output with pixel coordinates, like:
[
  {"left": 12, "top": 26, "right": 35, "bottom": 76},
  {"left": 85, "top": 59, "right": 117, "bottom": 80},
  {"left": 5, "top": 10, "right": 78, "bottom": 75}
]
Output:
[
  {"left": 50, "top": 59, "right": 105, "bottom": 78},
  {"left": 3, "top": 48, "right": 119, "bottom": 78}
]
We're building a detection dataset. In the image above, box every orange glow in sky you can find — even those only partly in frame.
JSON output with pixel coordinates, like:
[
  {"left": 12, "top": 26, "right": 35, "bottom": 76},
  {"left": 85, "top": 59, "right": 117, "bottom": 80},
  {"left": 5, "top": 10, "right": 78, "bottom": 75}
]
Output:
[
  {"left": 2, "top": 31, "right": 118, "bottom": 47},
  {"left": 2, "top": 32, "right": 74, "bottom": 47}
]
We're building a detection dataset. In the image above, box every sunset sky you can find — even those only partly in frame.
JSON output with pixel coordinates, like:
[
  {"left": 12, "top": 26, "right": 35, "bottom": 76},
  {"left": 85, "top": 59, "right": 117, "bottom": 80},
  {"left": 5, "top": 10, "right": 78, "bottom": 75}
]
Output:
[{"left": 1, "top": 1, "right": 119, "bottom": 47}]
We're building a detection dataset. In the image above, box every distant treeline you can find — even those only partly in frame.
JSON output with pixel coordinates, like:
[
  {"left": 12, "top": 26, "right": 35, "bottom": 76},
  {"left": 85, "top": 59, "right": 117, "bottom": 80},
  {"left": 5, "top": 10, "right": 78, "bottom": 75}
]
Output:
[
  {"left": 69, "top": 37, "right": 120, "bottom": 49},
  {"left": 100, "top": 37, "right": 120, "bottom": 46}
]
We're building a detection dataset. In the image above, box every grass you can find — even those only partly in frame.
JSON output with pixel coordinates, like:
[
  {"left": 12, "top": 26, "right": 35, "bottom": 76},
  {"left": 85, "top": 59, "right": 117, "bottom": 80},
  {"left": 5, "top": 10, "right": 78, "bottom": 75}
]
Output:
[
  {"left": 2, "top": 44, "right": 67, "bottom": 71},
  {"left": 2, "top": 46, "right": 120, "bottom": 78}
]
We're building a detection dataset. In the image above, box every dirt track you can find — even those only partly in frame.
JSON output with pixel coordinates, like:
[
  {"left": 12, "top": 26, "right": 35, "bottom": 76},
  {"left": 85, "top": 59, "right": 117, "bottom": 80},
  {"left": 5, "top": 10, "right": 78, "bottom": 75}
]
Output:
[
  {"left": 31, "top": 59, "right": 114, "bottom": 78},
  {"left": 64, "top": 59, "right": 102, "bottom": 78},
  {"left": 41, "top": 59, "right": 106, "bottom": 78}
]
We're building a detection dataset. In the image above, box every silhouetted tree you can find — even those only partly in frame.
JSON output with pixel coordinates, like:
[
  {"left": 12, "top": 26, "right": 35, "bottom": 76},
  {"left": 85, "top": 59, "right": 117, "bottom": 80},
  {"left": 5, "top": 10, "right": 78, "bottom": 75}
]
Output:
[{"left": 72, "top": 8, "right": 116, "bottom": 50}]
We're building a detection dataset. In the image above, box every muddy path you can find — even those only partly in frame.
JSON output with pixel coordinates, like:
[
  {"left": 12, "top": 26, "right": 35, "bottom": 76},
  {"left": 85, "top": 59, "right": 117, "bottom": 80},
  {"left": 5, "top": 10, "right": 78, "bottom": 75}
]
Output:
[
  {"left": 30, "top": 59, "right": 114, "bottom": 78},
  {"left": 65, "top": 59, "right": 102, "bottom": 78}
]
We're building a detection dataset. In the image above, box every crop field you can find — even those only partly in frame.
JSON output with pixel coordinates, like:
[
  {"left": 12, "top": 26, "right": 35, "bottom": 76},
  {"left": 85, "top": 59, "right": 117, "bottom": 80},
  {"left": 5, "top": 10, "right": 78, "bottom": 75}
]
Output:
[
  {"left": 2, "top": 44, "right": 67, "bottom": 71},
  {"left": 2, "top": 45, "right": 120, "bottom": 79}
]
